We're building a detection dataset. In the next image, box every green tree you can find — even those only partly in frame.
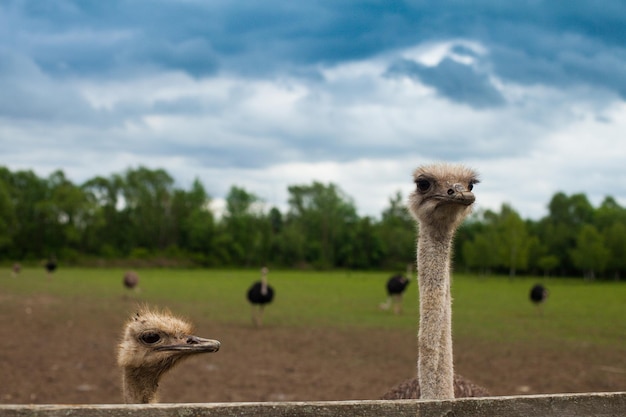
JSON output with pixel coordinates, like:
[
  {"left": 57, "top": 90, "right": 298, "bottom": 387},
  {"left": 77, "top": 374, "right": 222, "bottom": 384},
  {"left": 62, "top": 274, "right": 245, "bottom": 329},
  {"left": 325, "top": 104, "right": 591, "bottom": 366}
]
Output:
[
  {"left": 82, "top": 174, "right": 126, "bottom": 256},
  {"left": 286, "top": 182, "right": 358, "bottom": 268},
  {"left": 604, "top": 222, "right": 626, "bottom": 280},
  {"left": 221, "top": 186, "right": 268, "bottom": 266},
  {"left": 173, "top": 179, "right": 217, "bottom": 265},
  {"left": 183, "top": 208, "right": 217, "bottom": 265},
  {"left": 462, "top": 234, "right": 499, "bottom": 274},
  {"left": 459, "top": 209, "right": 499, "bottom": 274},
  {"left": 536, "top": 255, "right": 560, "bottom": 277},
  {"left": 593, "top": 197, "right": 626, "bottom": 279},
  {"left": 122, "top": 167, "right": 176, "bottom": 251},
  {"left": 342, "top": 216, "right": 384, "bottom": 269},
  {"left": 496, "top": 204, "right": 531, "bottom": 277},
  {"left": 377, "top": 191, "right": 414, "bottom": 269},
  {"left": 0, "top": 178, "right": 16, "bottom": 253},
  {"left": 537, "top": 192, "right": 595, "bottom": 274},
  {"left": 266, "top": 207, "right": 284, "bottom": 265},
  {"left": 46, "top": 170, "right": 94, "bottom": 259},
  {"left": 1, "top": 169, "right": 49, "bottom": 258},
  {"left": 275, "top": 220, "right": 307, "bottom": 267},
  {"left": 595, "top": 196, "right": 626, "bottom": 231},
  {"left": 570, "top": 224, "right": 609, "bottom": 279}
]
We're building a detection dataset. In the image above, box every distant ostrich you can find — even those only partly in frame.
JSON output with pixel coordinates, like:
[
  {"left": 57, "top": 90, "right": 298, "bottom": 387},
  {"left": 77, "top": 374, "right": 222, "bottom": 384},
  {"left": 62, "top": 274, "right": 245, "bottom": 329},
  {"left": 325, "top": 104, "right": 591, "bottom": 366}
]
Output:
[
  {"left": 45, "top": 256, "right": 57, "bottom": 278},
  {"left": 382, "top": 163, "right": 489, "bottom": 400},
  {"left": 123, "top": 271, "right": 140, "bottom": 291},
  {"left": 117, "top": 306, "right": 221, "bottom": 403},
  {"left": 246, "top": 266, "right": 275, "bottom": 327},
  {"left": 529, "top": 283, "right": 549, "bottom": 314},
  {"left": 12, "top": 263, "right": 21, "bottom": 278},
  {"left": 380, "top": 263, "right": 412, "bottom": 314}
]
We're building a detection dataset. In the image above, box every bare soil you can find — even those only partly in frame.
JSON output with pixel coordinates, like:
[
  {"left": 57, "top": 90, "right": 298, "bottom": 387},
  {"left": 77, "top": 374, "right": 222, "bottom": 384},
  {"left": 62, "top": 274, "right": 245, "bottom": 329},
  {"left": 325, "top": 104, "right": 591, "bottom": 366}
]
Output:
[{"left": 1, "top": 293, "right": 625, "bottom": 404}]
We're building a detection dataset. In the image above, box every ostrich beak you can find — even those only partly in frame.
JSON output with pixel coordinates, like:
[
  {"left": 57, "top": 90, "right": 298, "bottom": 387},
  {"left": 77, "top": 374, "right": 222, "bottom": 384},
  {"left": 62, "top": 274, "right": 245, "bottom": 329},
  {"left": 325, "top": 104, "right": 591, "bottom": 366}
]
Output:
[
  {"left": 452, "top": 191, "right": 475, "bottom": 206},
  {"left": 436, "top": 190, "right": 475, "bottom": 206},
  {"left": 155, "top": 335, "right": 221, "bottom": 353},
  {"left": 446, "top": 183, "right": 475, "bottom": 206}
]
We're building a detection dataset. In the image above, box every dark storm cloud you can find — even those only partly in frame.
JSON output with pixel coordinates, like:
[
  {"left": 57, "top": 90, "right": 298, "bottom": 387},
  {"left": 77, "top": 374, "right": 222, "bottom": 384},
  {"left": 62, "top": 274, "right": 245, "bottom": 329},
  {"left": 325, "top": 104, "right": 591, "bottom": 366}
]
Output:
[
  {"left": 489, "top": 28, "right": 626, "bottom": 98},
  {"left": 387, "top": 57, "right": 505, "bottom": 108},
  {"left": 4, "top": 0, "right": 626, "bottom": 96}
]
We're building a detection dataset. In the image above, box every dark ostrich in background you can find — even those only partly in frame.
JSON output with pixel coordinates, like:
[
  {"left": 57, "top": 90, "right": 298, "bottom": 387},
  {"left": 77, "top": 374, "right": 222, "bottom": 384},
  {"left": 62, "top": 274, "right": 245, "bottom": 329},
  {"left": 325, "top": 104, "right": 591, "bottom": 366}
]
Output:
[
  {"left": 12, "top": 263, "right": 21, "bottom": 278},
  {"left": 247, "top": 266, "right": 275, "bottom": 327},
  {"left": 45, "top": 256, "right": 57, "bottom": 278},
  {"left": 380, "top": 263, "right": 413, "bottom": 315},
  {"left": 123, "top": 271, "right": 140, "bottom": 291},
  {"left": 530, "top": 283, "right": 549, "bottom": 314}
]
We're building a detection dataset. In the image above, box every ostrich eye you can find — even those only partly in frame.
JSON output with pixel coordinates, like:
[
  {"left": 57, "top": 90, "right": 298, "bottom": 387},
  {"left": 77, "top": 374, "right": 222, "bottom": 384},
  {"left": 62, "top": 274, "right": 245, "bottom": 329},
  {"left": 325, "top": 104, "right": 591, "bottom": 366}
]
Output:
[
  {"left": 140, "top": 332, "right": 161, "bottom": 344},
  {"left": 416, "top": 179, "right": 431, "bottom": 192},
  {"left": 468, "top": 182, "right": 474, "bottom": 191}
]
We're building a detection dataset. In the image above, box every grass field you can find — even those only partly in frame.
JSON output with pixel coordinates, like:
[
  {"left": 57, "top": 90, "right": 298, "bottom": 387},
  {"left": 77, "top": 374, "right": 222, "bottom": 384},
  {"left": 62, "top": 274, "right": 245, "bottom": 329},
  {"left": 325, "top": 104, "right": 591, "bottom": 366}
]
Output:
[
  {"left": 1, "top": 267, "right": 626, "bottom": 403},
  {"left": 3, "top": 267, "right": 625, "bottom": 347}
]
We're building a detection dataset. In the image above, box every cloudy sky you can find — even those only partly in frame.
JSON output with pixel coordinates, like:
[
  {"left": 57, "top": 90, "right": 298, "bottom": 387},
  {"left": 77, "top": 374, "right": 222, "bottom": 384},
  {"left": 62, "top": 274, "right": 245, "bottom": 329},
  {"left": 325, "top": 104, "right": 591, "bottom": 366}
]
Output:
[{"left": 2, "top": 1, "right": 626, "bottom": 219}]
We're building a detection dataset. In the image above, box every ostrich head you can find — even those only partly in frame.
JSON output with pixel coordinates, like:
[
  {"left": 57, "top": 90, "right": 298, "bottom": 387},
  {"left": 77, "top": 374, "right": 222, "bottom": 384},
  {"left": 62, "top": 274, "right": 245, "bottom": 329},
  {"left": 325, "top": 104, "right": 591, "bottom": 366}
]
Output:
[
  {"left": 408, "top": 163, "right": 479, "bottom": 237},
  {"left": 117, "top": 306, "right": 221, "bottom": 403}
]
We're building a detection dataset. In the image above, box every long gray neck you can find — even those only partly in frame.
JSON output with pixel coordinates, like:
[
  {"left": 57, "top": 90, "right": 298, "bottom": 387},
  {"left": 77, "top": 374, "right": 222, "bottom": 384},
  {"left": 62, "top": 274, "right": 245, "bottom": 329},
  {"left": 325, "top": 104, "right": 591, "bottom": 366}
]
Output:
[
  {"left": 416, "top": 223, "right": 455, "bottom": 399},
  {"left": 122, "top": 367, "right": 162, "bottom": 404}
]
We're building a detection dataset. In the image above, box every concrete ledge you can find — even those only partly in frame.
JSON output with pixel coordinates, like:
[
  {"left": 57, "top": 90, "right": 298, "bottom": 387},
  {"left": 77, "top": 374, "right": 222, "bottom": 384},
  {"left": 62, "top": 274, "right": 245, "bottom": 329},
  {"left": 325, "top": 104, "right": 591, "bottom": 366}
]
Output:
[{"left": 1, "top": 392, "right": 625, "bottom": 417}]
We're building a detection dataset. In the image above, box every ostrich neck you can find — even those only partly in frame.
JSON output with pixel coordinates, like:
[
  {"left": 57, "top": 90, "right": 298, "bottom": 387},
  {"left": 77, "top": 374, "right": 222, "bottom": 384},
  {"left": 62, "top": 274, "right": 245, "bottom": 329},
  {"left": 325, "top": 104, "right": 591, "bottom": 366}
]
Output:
[
  {"left": 417, "top": 224, "right": 455, "bottom": 399},
  {"left": 122, "top": 367, "right": 163, "bottom": 404}
]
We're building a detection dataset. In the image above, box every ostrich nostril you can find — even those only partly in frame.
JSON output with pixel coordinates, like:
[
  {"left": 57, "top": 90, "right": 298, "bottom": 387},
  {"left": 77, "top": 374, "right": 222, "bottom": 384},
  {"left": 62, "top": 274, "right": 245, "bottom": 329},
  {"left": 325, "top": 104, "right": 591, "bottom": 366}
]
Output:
[
  {"left": 447, "top": 189, "right": 455, "bottom": 196},
  {"left": 187, "top": 337, "right": 198, "bottom": 345}
]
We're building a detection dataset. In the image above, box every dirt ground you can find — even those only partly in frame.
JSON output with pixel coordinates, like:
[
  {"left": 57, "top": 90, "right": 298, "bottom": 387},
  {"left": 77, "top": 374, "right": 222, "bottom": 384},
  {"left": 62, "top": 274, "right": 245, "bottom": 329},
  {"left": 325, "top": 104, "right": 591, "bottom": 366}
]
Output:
[{"left": 1, "top": 292, "right": 625, "bottom": 404}]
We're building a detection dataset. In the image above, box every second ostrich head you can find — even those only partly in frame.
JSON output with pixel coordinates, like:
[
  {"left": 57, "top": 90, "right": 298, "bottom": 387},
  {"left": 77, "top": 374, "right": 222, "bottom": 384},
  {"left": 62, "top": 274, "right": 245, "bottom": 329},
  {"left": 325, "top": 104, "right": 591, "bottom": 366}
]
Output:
[{"left": 117, "top": 306, "right": 221, "bottom": 403}]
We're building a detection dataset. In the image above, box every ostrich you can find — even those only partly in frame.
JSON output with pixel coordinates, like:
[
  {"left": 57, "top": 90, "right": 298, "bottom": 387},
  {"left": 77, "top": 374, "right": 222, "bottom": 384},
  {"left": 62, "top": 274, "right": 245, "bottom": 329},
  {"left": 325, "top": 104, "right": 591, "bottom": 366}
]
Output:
[
  {"left": 246, "top": 266, "right": 275, "bottom": 327},
  {"left": 45, "top": 256, "right": 57, "bottom": 278},
  {"left": 382, "top": 162, "right": 489, "bottom": 400},
  {"left": 380, "top": 263, "right": 412, "bottom": 314},
  {"left": 123, "top": 271, "right": 140, "bottom": 291},
  {"left": 117, "top": 306, "right": 221, "bottom": 403},
  {"left": 12, "top": 263, "right": 21, "bottom": 278},
  {"left": 529, "top": 283, "right": 549, "bottom": 314}
]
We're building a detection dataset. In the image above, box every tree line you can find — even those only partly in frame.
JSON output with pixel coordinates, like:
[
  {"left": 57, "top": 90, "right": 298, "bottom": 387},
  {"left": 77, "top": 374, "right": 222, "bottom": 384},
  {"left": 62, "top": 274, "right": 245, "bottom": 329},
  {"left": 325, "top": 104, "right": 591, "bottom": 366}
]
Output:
[{"left": 1, "top": 165, "right": 624, "bottom": 279}]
